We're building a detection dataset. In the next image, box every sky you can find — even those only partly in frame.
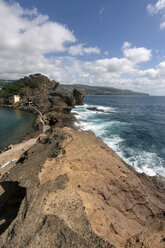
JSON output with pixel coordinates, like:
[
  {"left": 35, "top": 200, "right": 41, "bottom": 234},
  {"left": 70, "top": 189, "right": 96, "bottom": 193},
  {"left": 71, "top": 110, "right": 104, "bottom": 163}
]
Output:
[{"left": 0, "top": 0, "right": 165, "bottom": 95}]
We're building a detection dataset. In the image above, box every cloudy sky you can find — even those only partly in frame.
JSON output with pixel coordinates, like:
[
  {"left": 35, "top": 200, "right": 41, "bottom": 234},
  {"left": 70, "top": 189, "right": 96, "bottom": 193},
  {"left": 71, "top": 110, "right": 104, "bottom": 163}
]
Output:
[{"left": 0, "top": 0, "right": 165, "bottom": 95}]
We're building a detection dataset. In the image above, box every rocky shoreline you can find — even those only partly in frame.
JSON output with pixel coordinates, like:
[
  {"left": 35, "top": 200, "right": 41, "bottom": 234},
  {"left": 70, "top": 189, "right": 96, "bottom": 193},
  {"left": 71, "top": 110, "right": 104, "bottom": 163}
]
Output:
[
  {"left": 0, "top": 75, "right": 85, "bottom": 152},
  {"left": 0, "top": 75, "right": 165, "bottom": 247},
  {"left": 0, "top": 127, "right": 165, "bottom": 247}
]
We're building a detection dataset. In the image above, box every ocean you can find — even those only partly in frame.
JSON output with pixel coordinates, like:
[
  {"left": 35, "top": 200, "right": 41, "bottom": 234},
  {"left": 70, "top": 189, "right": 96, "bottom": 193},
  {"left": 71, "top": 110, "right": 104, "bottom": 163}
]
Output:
[
  {"left": 73, "top": 95, "right": 165, "bottom": 178},
  {"left": 0, "top": 108, "right": 35, "bottom": 151}
]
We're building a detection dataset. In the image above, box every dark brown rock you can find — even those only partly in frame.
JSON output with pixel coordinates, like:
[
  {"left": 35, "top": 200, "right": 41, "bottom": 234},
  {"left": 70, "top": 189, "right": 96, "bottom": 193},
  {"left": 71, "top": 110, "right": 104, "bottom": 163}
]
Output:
[
  {"left": 0, "top": 74, "right": 75, "bottom": 128},
  {"left": 12, "top": 88, "right": 75, "bottom": 127},
  {"left": 87, "top": 107, "right": 104, "bottom": 112},
  {"left": 73, "top": 88, "right": 85, "bottom": 105}
]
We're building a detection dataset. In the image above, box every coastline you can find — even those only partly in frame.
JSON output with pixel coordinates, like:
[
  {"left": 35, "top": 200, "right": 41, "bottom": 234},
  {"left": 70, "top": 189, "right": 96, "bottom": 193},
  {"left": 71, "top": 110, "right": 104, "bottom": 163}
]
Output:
[
  {"left": 0, "top": 79, "right": 165, "bottom": 247},
  {"left": 73, "top": 96, "right": 165, "bottom": 178},
  {"left": 0, "top": 105, "right": 43, "bottom": 154},
  {"left": 0, "top": 126, "right": 164, "bottom": 247},
  {"left": 0, "top": 137, "right": 38, "bottom": 178}
]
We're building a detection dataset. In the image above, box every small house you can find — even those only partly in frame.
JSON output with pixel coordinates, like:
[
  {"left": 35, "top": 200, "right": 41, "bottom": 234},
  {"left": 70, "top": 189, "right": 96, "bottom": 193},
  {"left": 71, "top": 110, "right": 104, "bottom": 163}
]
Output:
[{"left": 9, "top": 95, "right": 20, "bottom": 104}]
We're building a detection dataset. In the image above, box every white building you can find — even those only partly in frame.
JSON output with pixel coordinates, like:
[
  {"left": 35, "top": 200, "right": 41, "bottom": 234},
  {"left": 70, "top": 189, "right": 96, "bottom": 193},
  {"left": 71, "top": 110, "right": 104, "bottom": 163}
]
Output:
[{"left": 9, "top": 95, "right": 20, "bottom": 104}]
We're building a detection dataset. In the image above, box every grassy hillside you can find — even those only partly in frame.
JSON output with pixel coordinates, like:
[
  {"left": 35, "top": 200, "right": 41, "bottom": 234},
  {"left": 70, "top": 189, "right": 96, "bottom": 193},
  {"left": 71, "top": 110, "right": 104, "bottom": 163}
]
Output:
[{"left": 59, "top": 84, "right": 148, "bottom": 95}]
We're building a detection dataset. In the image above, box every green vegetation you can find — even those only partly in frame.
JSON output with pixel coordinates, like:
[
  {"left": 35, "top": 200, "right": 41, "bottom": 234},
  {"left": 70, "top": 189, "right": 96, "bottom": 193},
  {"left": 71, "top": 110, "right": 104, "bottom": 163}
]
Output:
[
  {"left": 0, "top": 74, "right": 148, "bottom": 105},
  {"left": 0, "top": 74, "right": 55, "bottom": 102},
  {"left": 0, "top": 80, "right": 14, "bottom": 90},
  {"left": 59, "top": 84, "right": 148, "bottom": 95}
]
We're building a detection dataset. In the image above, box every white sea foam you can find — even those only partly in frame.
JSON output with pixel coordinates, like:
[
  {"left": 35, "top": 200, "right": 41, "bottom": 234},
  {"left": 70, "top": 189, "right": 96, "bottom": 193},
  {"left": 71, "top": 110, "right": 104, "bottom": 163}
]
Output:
[
  {"left": 72, "top": 103, "right": 165, "bottom": 178},
  {"left": 97, "top": 105, "right": 117, "bottom": 113},
  {"left": 73, "top": 104, "right": 117, "bottom": 114},
  {"left": 103, "top": 136, "right": 165, "bottom": 177},
  {"left": 78, "top": 121, "right": 107, "bottom": 136},
  {"left": 124, "top": 150, "right": 165, "bottom": 177}
]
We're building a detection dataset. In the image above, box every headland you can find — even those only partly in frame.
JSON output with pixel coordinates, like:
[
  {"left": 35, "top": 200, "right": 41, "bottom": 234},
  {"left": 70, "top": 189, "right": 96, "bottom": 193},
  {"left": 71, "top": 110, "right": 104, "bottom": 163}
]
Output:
[{"left": 0, "top": 74, "right": 164, "bottom": 248}]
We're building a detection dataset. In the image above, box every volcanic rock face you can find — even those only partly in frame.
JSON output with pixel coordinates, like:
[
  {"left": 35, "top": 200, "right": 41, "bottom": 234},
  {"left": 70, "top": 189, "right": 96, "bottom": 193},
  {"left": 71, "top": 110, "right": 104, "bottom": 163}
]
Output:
[
  {"left": 0, "top": 74, "right": 59, "bottom": 102},
  {"left": 73, "top": 88, "right": 85, "bottom": 105},
  {"left": 0, "top": 74, "right": 76, "bottom": 127},
  {"left": 0, "top": 128, "right": 165, "bottom": 248},
  {"left": 18, "top": 89, "right": 75, "bottom": 127}
]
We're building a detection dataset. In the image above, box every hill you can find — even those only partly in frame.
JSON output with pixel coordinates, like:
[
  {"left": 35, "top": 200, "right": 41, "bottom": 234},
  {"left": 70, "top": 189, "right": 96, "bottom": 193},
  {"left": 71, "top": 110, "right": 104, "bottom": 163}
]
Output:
[
  {"left": 0, "top": 74, "right": 58, "bottom": 101},
  {"left": 59, "top": 84, "right": 148, "bottom": 95},
  {"left": 0, "top": 75, "right": 148, "bottom": 103}
]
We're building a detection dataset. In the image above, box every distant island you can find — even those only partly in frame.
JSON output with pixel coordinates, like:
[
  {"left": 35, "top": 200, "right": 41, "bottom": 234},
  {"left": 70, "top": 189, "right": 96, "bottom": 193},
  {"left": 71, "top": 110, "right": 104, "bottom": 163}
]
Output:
[{"left": 59, "top": 84, "right": 149, "bottom": 96}]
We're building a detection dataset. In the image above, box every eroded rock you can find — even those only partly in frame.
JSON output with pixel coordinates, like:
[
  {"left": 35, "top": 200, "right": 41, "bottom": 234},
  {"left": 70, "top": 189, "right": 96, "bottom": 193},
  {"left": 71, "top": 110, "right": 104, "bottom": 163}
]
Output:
[
  {"left": 73, "top": 88, "right": 85, "bottom": 105},
  {"left": 87, "top": 107, "right": 104, "bottom": 112},
  {"left": 0, "top": 129, "right": 113, "bottom": 248},
  {"left": 0, "top": 128, "right": 165, "bottom": 248}
]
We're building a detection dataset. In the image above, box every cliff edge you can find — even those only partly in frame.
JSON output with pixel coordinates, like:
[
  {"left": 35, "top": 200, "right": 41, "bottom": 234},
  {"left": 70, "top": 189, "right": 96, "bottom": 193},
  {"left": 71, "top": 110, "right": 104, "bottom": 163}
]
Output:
[
  {"left": 0, "top": 127, "right": 165, "bottom": 248},
  {"left": 0, "top": 74, "right": 85, "bottom": 129}
]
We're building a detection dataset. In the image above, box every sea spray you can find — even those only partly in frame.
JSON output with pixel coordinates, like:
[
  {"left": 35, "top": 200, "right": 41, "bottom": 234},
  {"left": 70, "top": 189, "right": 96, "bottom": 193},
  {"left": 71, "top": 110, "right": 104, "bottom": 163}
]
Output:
[{"left": 72, "top": 95, "right": 165, "bottom": 177}]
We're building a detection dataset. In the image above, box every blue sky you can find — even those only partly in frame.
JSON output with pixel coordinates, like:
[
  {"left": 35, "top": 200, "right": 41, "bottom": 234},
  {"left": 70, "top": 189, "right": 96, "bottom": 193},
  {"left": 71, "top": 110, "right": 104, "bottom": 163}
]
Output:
[{"left": 0, "top": 0, "right": 165, "bottom": 95}]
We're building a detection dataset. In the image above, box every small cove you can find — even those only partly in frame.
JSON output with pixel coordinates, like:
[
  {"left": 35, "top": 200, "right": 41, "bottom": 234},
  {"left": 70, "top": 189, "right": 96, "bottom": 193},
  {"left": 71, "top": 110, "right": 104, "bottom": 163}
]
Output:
[{"left": 0, "top": 108, "right": 35, "bottom": 151}]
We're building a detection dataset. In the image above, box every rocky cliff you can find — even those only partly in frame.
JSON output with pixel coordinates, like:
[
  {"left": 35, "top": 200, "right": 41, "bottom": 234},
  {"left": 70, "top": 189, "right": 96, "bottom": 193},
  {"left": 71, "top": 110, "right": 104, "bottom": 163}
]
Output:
[
  {"left": 0, "top": 74, "right": 77, "bottom": 128},
  {"left": 19, "top": 89, "right": 76, "bottom": 127},
  {"left": 0, "top": 75, "right": 165, "bottom": 248},
  {"left": 0, "top": 127, "right": 165, "bottom": 248},
  {"left": 0, "top": 74, "right": 59, "bottom": 101},
  {"left": 0, "top": 74, "right": 85, "bottom": 127},
  {"left": 73, "top": 88, "right": 85, "bottom": 105}
]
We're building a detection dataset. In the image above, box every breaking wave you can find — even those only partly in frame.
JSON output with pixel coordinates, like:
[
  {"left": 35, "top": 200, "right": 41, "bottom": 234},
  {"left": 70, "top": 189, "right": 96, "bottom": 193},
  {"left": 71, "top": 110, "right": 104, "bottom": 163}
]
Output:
[{"left": 72, "top": 96, "right": 165, "bottom": 178}]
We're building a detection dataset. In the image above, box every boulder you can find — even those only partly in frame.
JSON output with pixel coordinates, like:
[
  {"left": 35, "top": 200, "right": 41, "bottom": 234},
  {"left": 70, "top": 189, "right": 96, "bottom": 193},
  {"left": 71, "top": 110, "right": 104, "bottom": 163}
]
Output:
[{"left": 87, "top": 107, "right": 104, "bottom": 112}]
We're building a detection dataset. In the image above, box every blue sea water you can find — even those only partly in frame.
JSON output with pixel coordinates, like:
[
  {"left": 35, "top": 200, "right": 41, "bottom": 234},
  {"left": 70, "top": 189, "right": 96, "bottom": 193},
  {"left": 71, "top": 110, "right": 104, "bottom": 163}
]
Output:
[
  {"left": 72, "top": 95, "right": 165, "bottom": 177},
  {"left": 0, "top": 108, "right": 35, "bottom": 151}
]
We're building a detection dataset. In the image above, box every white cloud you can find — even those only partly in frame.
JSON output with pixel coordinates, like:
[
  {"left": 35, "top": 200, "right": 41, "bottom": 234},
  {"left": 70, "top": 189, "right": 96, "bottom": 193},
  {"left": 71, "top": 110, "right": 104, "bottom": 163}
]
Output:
[
  {"left": 0, "top": 1, "right": 165, "bottom": 95},
  {"left": 147, "top": 0, "right": 165, "bottom": 14},
  {"left": 122, "top": 44, "right": 152, "bottom": 64},
  {"left": 83, "top": 46, "right": 100, "bottom": 54},
  {"left": 147, "top": 0, "right": 165, "bottom": 29},
  {"left": 0, "top": 1, "right": 76, "bottom": 56},
  {"left": 84, "top": 43, "right": 152, "bottom": 79},
  {"left": 160, "top": 20, "right": 165, "bottom": 29},
  {"left": 104, "top": 51, "right": 109, "bottom": 55},
  {"left": 87, "top": 57, "right": 134, "bottom": 76},
  {"left": 155, "top": 0, "right": 165, "bottom": 11},
  {"left": 68, "top": 44, "right": 84, "bottom": 56},
  {"left": 0, "top": 0, "right": 100, "bottom": 59},
  {"left": 122, "top": 41, "right": 131, "bottom": 49},
  {"left": 68, "top": 44, "right": 100, "bottom": 56}
]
